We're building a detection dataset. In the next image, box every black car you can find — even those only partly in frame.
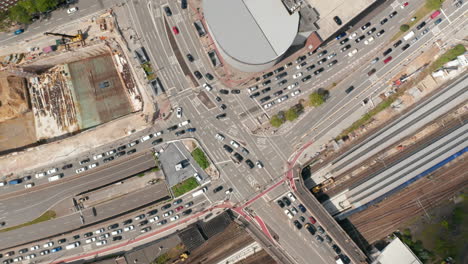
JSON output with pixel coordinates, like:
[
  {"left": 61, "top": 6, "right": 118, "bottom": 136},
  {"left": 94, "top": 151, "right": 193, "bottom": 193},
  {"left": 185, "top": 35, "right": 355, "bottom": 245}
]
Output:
[
  {"left": 293, "top": 220, "right": 303, "bottom": 230},
  {"left": 313, "top": 68, "right": 324, "bottom": 75},
  {"left": 241, "top": 148, "right": 249, "bottom": 155},
  {"left": 62, "top": 164, "right": 73, "bottom": 170},
  {"left": 355, "top": 35, "right": 365, "bottom": 43},
  {"left": 317, "top": 50, "right": 328, "bottom": 57},
  {"left": 245, "top": 159, "right": 254, "bottom": 169},
  {"left": 306, "top": 64, "right": 316, "bottom": 71},
  {"left": 377, "top": 29, "right": 385, "bottom": 37},
  {"left": 80, "top": 158, "right": 90, "bottom": 164},
  {"left": 316, "top": 235, "right": 324, "bottom": 243},
  {"left": 333, "top": 16, "right": 342, "bottom": 25},
  {"left": 84, "top": 232, "right": 93, "bottom": 238},
  {"left": 393, "top": 40, "right": 403, "bottom": 48},
  {"left": 328, "top": 60, "right": 338, "bottom": 67},
  {"left": 367, "top": 27, "right": 376, "bottom": 35},
  {"left": 18, "top": 248, "right": 28, "bottom": 254},
  {"left": 194, "top": 71, "right": 203, "bottom": 79},
  {"left": 298, "top": 204, "right": 307, "bottom": 213},
  {"left": 282, "top": 197, "right": 291, "bottom": 206},
  {"left": 57, "top": 238, "right": 66, "bottom": 244},
  {"left": 402, "top": 44, "right": 410, "bottom": 51},
  {"left": 231, "top": 89, "right": 241, "bottom": 94},
  {"left": 317, "top": 225, "right": 325, "bottom": 234},
  {"left": 261, "top": 87, "right": 271, "bottom": 94},
  {"left": 113, "top": 236, "right": 122, "bottom": 241},
  {"left": 389, "top": 11, "right": 398, "bottom": 18},
  {"left": 205, "top": 73, "right": 214, "bottom": 80},
  {"left": 274, "top": 72, "right": 288, "bottom": 81},
  {"left": 383, "top": 48, "right": 393, "bottom": 56},
  {"left": 103, "top": 156, "right": 114, "bottom": 163},
  {"left": 108, "top": 223, "right": 119, "bottom": 230},
  {"left": 416, "top": 21, "right": 426, "bottom": 30},
  {"left": 23, "top": 175, "right": 32, "bottom": 181},
  {"left": 182, "top": 209, "right": 192, "bottom": 215},
  {"left": 152, "top": 138, "right": 163, "bottom": 145},
  {"left": 339, "top": 38, "right": 349, "bottom": 45},
  {"left": 123, "top": 219, "right": 133, "bottom": 225},
  {"left": 73, "top": 234, "right": 80, "bottom": 240},
  {"left": 305, "top": 223, "right": 316, "bottom": 235},
  {"left": 345, "top": 86, "right": 355, "bottom": 94},
  {"left": 117, "top": 145, "right": 126, "bottom": 151},
  {"left": 167, "top": 125, "right": 178, "bottom": 131},
  {"left": 213, "top": 186, "right": 223, "bottom": 193},
  {"left": 277, "top": 199, "right": 285, "bottom": 208},
  {"left": 164, "top": 6, "right": 172, "bottom": 16},
  {"left": 262, "top": 72, "right": 273, "bottom": 79},
  {"left": 215, "top": 96, "right": 222, "bottom": 102},
  {"left": 368, "top": 68, "right": 376, "bottom": 76},
  {"left": 273, "top": 66, "right": 285, "bottom": 74},
  {"left": 216, "top": 113, "right": 226, "bottom": 119},
  {"left": 175, "top": 130, "right": 185, "bottom": 136},
  {"left": 262, "top": 80, "right": 271, "bottom": 86},
  {"left": 332, "top": 244, "right": 342, "bottom": 254},
  {"left": 186, "top": 54, "right": 194, "bottom": 62},
  {"left": 273, "top": 90, "right": 283, "bottom": 97},
  {"left": 127, "top": 149, "right": 136, "bottom": 155},
  {"left": 277, "top": 79, "right": 288, "bottom": 86},
  {"left": 259, "top": 96, "right": 271, "bottom": 103},
  {"left": 147, "top": 209, "right": 158, "bottom": 216},
  {"left": 302, "top": 75, "right": 312, "bottom": 82},
  {"left": 380, "top": 18, "right": 388, "bottom": 25},
  {"left": 220, "top": 104, "right": 227, "bottom": 110},
  {"left": 139, "top": 220, "right": 149, "bottom": 226},
  {"left": 295, "top": 55, "right": 306, "bottom": 63},
  {"left": 181, "top": 0, "right": 187, "bottom": 9},
  {"left": 233, "top": 152, "right": 243, "bottom": 162},
  {"left": 361, "top": 22, "right": 371, "bottom": 30},
  {"left": 317, "top": 58, "right": 327, "bottom": 64},
  {"left": 223, "top": 145, "right": 233, "bottom": 153},
  {"left": 219, "top": 89, "right": 229, "bottom": 94},
  {"left": 173, "top": 199, "right": 183, "bottom": 205},
  {"left": 161, "top": 204, "right": 171, "bottom": 210},
  {"left": 249, "top": 92, "right": 260, "bottom": 98}
]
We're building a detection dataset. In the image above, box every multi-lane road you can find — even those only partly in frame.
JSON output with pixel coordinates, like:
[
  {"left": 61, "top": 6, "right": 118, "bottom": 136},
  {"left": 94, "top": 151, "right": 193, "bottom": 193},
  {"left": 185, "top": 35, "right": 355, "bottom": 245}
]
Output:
[{"left": 0, "top": 0, "right": 466, "bottom": 263}]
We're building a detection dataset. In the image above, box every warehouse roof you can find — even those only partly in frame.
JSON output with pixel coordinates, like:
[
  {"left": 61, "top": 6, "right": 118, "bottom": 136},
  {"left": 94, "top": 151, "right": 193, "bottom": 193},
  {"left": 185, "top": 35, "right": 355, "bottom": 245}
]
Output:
[{"left": 203, "top": 0, "right": 299, "bottom": 65}]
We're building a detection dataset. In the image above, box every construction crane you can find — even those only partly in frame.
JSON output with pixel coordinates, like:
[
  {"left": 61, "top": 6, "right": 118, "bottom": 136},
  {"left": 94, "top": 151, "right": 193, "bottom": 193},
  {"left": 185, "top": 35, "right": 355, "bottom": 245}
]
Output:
[
  {"left": 44, "top": 30, "right": 85, "bottom": 50},
  {"left": 312, "top": 177, "right": 335, "bottom": 193}
]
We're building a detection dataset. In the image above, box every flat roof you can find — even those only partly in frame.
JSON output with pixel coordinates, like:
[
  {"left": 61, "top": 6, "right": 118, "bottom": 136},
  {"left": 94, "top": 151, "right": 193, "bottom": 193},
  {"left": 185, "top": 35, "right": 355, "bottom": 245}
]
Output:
[
  {"left": 204, "top": 0, "right": 299, "bottom": 65},
  {"left": 376, "top": 237, "right": 422, "bottom": 264}
]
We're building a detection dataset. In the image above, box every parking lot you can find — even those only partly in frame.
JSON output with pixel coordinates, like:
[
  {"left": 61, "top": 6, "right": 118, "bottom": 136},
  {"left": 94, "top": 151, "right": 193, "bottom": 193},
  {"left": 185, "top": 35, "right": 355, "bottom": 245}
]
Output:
[{"left": 157, "top": 141, "right": 210, "bottom": 187}]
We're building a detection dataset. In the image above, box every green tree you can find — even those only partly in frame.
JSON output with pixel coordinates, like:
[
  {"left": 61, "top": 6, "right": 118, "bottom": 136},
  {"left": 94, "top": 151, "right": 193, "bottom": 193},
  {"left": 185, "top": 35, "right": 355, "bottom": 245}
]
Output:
[
  {"left": 400, "top": 24, "right": 410, "bottom": 32},
  {"left": 270, "top": 115, "right": 284, "bottom": 127},
  {"left": 35, "top": 0, "right": 58, "bottom": 13},
  {"left": 285, "top": 108, "right": 298, "bottom": 121},
  {"left": 8, "top": 5, "right": 31, "bottom": 24},
  {"left": 309, "top": 92, "right": 325, "bottom": 107},
  {"left": 18, "top": 0, "right": 38, "bottom": 15},
  {"left": 426, "top": 0, "right": 444, "bottom": 10}
]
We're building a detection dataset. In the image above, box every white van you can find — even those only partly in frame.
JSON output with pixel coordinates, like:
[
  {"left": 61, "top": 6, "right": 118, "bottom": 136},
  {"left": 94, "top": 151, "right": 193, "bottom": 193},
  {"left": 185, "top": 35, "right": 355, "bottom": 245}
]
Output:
[
  {"left": 65, "top": 242, "right": 80, "bottom": 250},
  {"left": 194, "top": 173, "right": 203, "bottom": 182},
  {"left": 178, "top": 120, "right": 190, "bottom": 127},
  {"left": 140, "top": 134, "right": 152, "bottom": 142},
  {"left": 48, "top": 174, "right": 63, "bottom": 182},
  {"left": 0, "top": 181, "right": 6, "bottom": 187}
]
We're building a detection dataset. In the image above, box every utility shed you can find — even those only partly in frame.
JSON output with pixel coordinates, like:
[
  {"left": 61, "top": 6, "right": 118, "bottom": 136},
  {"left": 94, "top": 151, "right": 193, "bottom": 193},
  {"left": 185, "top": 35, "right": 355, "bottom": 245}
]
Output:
[{"left": 372, "top": 237, "right": 422, "bottom": 264}]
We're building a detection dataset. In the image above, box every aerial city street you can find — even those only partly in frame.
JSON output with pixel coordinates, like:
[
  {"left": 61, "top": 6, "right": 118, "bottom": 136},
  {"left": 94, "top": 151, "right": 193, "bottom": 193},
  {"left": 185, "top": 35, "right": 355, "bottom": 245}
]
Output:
[{"left": 0, "top": 0, "right": 466, "bottom": 263}]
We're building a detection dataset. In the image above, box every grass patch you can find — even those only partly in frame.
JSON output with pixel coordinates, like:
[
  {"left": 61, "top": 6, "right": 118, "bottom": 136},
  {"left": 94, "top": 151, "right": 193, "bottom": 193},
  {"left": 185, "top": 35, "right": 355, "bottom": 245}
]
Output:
[
  {"left": 429, "top": 44, "right": 466, "bottom": 71},
  {"left": 152, "top": 253, "right": 170, "bottom": 264},
  {"left": 137, "top": 172, "right": 146, "bottom": 177},
  {"left": 191, "top": 148, "right": 210, "bottom": 169},
  {"left": 152, "top": 154, "right": 161, "bottom": 171},
  {"left": 0, "top": 210, "right": 56, "bottom": 233},
  {"left": 141, "top": 62, "right": 155, "bottom": 80},
  {"left": 171, "top": 177, "right": 199, "bottom": 197}
]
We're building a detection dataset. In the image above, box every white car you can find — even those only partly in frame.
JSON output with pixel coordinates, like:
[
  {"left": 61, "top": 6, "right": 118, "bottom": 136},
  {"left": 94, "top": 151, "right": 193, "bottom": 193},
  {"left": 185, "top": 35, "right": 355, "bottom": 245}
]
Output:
[
  {"left": 293, "top": 72, "right": 303, "bottom": 79},
  {"left": 248, "top": 86, "right": 258, "bottom": 93},
  {"left": 99, "top": 233, "right": 110, "bottom": 239},
  {"left": 30, "top": 245, "right": 40, "bottom": 251},
  {"left": 67, "top": 7, "right": 78, "bottom": 14},
  {"left": 43, "top": 242, "right": 54, "bottom": 248},
  {"left": 276, "top": 95, "right": 288, "bottom": 103},
  {"left": 178, "top": 120, "right": 190, "bottom": 127},
  {"left": 163, "top": 211, "right": 173, "bottom": 218},
  {"left": 124, "top": 225, "right": 135, "bottom": 232},
  {"left": 230, "top": 140, "right": 240, "bottom": 148},
  {"left": 149, "top": 216, "right": 160, "bottom": 223},
  {"left": 85, "top": 237, "right": 96, "bottom": 244},
  {"left": 364, "top": 37, "right": 374, "bottom": 45},
  {"left": 128, "top": 141, "right": 138, "bottom": 147},
  {"left": 88, "top": 163, "right": 98, "bottom": 169},
  {"left": 288, "top": 192, "right": 297, "bottom": 202},
  {"left": 287, "top": 82, "right": 298, "bottom": 90},
  {"left": 291, "top": 90, "right": 301, "bottom": 97},
  {"left": 256, "top": 161, "right": 264, "bottom": 168},
  {"left": 93, "top": 154, "right": 103, "bottom": 160},
  {"left": 75, "top": 167, "right": 87, "bottom": 174},
  {"left": 215, "top": 133, "right": 225, "bottom": 141},
  {"left": 134, "top": 214, "right": 145, "bottom": 221},
  {"left": 284, "top": 209, "right": 293, "bottom": 219},
  {"left": 111, "top": 229, "right": 123, "bottom": 235},
  {"left": 348, "top": 49, "right": 358, "bottom": 57},
  {"left": 140, "top": 134, "right": 153, "bottom": 142},
  {"left": 35, "top": 172, "right": 46, "bottom": 178},
  {"left": 203, "top": 83, "right": 212, "bottom": 91},
  {"left": 47, "top": 168, "right": 58, "bottom": 175},
  {"left": 13, "top": 256, "right": 23, "bottom": 262},
  {"left": 96, "top": 240, "right": 107, "bottom": 246},
  {"left": 349, "top": 32, "right": 357, "bottom": 39},
  {"left": 290, "top": 207, "right": 298, "bottom": 215},
  {"left": 263, "top": 103, "right": 273, "bottom": 109},
  {"left": 176, "top": 107, "right": 182, "bottom": 118},
  {"left": 105, "top": 149, "right": 116, "bottom": 156},
  {"left": 25, "top": 254, "right": 36, "bottom": 260},
  {"left": 153, "top": 131, "right": 163, "bottom": 137},
  {"left": 170, "top": 215, "right": 180, "bottom": 221},
  {"left": 24, "top": 183, "right": 34, "bottom": 189},
  {"left": 95, "top": 228, "right": 105, "bottom": 234}
]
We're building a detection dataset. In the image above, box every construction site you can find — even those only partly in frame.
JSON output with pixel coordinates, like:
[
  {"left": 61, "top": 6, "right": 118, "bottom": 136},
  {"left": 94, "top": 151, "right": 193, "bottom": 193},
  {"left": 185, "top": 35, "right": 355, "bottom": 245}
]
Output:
[{"left": 0, "top": 11, "right": 143, "bottom": 153}]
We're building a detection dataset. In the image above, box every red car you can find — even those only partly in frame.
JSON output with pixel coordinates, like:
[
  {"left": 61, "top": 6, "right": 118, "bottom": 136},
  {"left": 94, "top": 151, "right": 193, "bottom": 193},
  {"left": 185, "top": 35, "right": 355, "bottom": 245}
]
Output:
[
  {"left": 175, "top": 206, "right": 184, "bottom": 212},
  {"left": 172, "top": 26, "right": 179, "bottom": 35},
  {"left": 402, "top": 2, "right": 409, "bottom": 7},
  {"left": 384, "top": 56, "right": 393, "bottom": 64},
  {"left": 309, "top": 216, "right": 317, "bottom": 224}
]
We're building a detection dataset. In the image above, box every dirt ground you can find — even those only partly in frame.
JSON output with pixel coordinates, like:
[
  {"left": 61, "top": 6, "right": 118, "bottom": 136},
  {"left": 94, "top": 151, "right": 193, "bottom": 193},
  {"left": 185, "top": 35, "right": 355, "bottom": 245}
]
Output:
[
  {"left": 0, "top": 111, "right": 36, "bottom": 152},
  {"left": 186, "top": 222, "right": 275, "bottom": 264}
]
